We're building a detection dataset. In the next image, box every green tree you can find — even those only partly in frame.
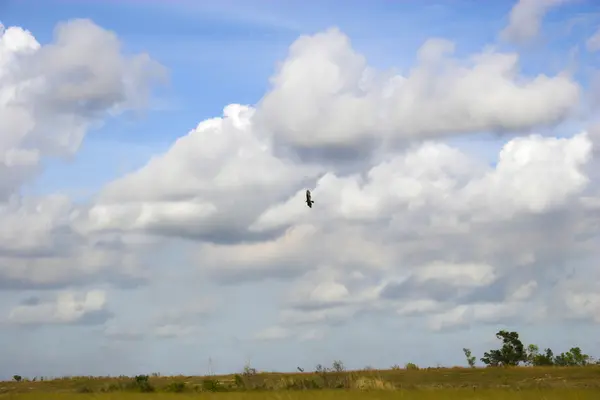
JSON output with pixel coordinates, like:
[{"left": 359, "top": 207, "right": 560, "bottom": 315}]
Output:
[
  {"left": 526, "top": 344, "right": 554, "bottom": 366},
  {"left": 525, "top": 344, "right": 539, "bottom": 365},
  {"left": 480, "top": 330, "right": 526, "bottom": 367},
  {"left": 463, "top": 348, "right": 476, "bottom": 368},
  {"left": 554, "top": 347, "right": 590, "bottom": 366}
]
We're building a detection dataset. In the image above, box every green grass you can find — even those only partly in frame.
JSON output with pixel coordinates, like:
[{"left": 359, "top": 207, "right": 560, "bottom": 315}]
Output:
[
  {"left": 4, "top": 389, "right": 600, "bottom": 400},
  {"left": 2, "top": 367, "right": 600, "bottom": 398}
]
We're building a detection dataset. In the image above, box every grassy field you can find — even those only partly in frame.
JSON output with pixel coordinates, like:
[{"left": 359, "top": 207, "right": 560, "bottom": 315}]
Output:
[
  {"left": 3, "top": 390, "right": 600, "bottom": 400},
  {"left": 2, "top": 367, "right": 600, "bottom": 399}
]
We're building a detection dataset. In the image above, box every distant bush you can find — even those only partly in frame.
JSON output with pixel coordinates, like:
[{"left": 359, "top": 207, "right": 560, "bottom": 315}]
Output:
[
  {"left": 13, "top": 375, "right": 22, "bottom": 382},
  {"left": 315, "top": 364, "right": 328, "bottom": 374},
  {"left": 100, "top": 382, "right": 122, "bottom": 392},
  {"left": 234, "top": 374, "right": 246, "bottom": 389},
  {"left": 290, "top": 377, "right": 321, "bottom": 390},
  {"left": 164, "top": 381, "right": 186, "bottom": 393},
  {"left": 405, "top": 362, "right": 419, "bottom": 370},
  {"left": 202, "top": 378, "right": 226, "bottom": 392},
  {"left": 76, "top": 385, "right": 93, "bottom": 393},
  {"left": 131, "top": 375, "right": 154, "bottom": 392}
]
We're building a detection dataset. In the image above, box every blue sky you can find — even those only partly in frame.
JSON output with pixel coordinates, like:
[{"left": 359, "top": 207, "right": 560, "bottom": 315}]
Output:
[{"left": 1, "top": 0, "right": 600, "bottom": 378}]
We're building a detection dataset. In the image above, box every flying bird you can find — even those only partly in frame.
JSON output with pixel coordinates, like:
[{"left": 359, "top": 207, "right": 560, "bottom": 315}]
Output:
[{"left": 305, "top": 189, "right": 314, "bottom": 208}]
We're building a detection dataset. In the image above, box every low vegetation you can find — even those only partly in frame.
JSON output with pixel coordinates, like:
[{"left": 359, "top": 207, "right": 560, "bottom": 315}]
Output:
[{"left": 1, "top": 330, "right": 599, "bottom": 399}]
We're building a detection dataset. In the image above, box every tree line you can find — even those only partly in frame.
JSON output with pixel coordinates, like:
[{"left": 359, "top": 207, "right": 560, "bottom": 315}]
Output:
[{"left": 463, "top": 330, "right": 598, "bottom": 367}]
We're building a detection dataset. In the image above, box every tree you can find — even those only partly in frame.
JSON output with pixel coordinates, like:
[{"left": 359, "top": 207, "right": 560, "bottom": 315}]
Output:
[
  {"left": 554, "top": 347, "right": 590, "bottom": 366},
  {"left": 331, "top": 360, "right": 345, "bottom": 372},
  {"left": 463, "top": 348, "right": 476, "bottom": 368},
  {"left": 480, "top": 330, "right": 526, "bottom": 367},
  {"left": 526, "top": 344, "right": 554, "bottom": 366},
  {"left": 525, "top": 344, "right": 539, "bottom": 365}
]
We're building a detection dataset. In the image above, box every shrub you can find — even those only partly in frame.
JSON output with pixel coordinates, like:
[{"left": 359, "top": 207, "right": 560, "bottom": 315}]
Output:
[
  {"left": 234, "top": 374, "right": 245, "bottom": 389},
  {"left": 132, "top": 375, "right": 154, "bottom": 392},
  {"left": 202, "top": 378, "right": 224, "bottom": 392},
  {"left": 164, "top": 381, "right": 186, "bottom": 393},
  {"left": 76, "top": 386, "right": 93, "bottom": 393},
  {"left": 405, "top": 362, "right": 419, "bottom": 370},
  {"left": 100, "top": 383, "right": 122, "bottom": 392}
]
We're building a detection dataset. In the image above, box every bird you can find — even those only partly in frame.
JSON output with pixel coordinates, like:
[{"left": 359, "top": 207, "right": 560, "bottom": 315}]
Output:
[{"left": 305, "top": 189, "right": 314, "bottom": 208}]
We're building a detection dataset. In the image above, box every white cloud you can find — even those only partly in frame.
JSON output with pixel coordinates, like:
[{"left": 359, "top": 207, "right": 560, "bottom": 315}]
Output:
[
  {"left": 0, "top": 19, "right": 165, "bottom": 199},
  {"left": 225, "top": 131, "right": 598, "bottom": 332},
  {"left": 81, "top": 104, "right": 321, "bottom": 244},
  {"left": 252, "top": 132, "right": 593, "bottom": 236},
  {"left": 255, "top": 28, "right": 579, "bottom": 156},
  {"left": 500, "top": 0, "right": 571, "bottom": 44},
  {"left": 75, "top": 28, "right": 586, "bottom": 257},
  {"left": 510, "top": 280, "right": 538, "bottom": 301},
  {"left": 82, "top": 86, "right": 598, "bottom": 334},
  {"left": 564, "top": 291, "right": 600, "bottom": 323},
  {"left": 427, "top": 302, "right": 522, "bottom": 331},
  {"left": 413, "top": 262, "right": 497, "bottom": 288},
  {"left": 7, "top": 290, "right": 110, "bottom": 326},
  {"left": 0, "top": 19, "right": 163, "bottom": 290},
  {"left": 0, "top": 195, "right": 147, "bottom": 289}
]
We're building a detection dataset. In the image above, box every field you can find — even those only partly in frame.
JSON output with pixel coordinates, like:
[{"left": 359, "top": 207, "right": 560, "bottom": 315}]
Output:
[{"left": 2, "top": 366, "right": 600, "bottom": 399}]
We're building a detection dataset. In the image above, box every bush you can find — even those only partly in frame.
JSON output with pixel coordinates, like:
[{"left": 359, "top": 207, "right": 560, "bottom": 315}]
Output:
[
  {"left": 405, "top": 362, "right": 419, "bottom": 370},
  {"left": 284, "top": 377, "right": 322, "bottom": 390},
  {"left": 132, "top": 375, "right": 154, "bottom": 392},
  {"left": 202, "top": 379, "right": 225, "bottom": 392},
  {"left": 164, "top": 381, "right": 187, "bottom": 393},
  {"left": 100, "top": 383, "right": 122, "bottom": 392},
  {"left": 234, "top": 374, "right": 246, "bottom": 389},
  {"left": 76, "top": 386, "right": 93, "bottom": 393}
]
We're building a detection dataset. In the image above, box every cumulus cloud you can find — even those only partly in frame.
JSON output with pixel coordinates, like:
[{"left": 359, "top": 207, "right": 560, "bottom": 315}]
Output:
[
  {"left": 254, "top": 28, "right": 579, "bottom": 158},
  {"left": 81, "top": 104, "right": 322, "bottom": 245},
  {"left": 6, "top": 290, "right": 111, "bottom": 326},
  {"left": 500, "top": 0, "right": 571, "bottom": 44},
  {"left": 0, "top": 19, "right": 165, "bottom": 199},
  {"left": 0, "top": 19, "right": 164, "bottom": 291},
  {"left": 59, "top": 18, "right": 599, "bottom": 340},
  {"left": 0, "top": 195, "right": 149, "bottom": 290},
  {"left": 253, "top": 132, "right": 593, "bottom": 235},
  {"left": 225, "top": 131, "right": 598, "bottom": 332}
]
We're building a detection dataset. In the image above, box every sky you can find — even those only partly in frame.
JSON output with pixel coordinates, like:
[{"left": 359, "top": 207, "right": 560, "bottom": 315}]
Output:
[{"left": 1, "top": 0, "right": 600, "bottom": 378}]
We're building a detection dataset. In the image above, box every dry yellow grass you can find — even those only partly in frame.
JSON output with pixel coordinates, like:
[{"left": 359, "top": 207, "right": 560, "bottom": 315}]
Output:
[
  {"left": 3, "top": 389, "right": 600, "bottom": 400},
  {"left": 1, "top": 366, "right": 599, "bottom": 398}
]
